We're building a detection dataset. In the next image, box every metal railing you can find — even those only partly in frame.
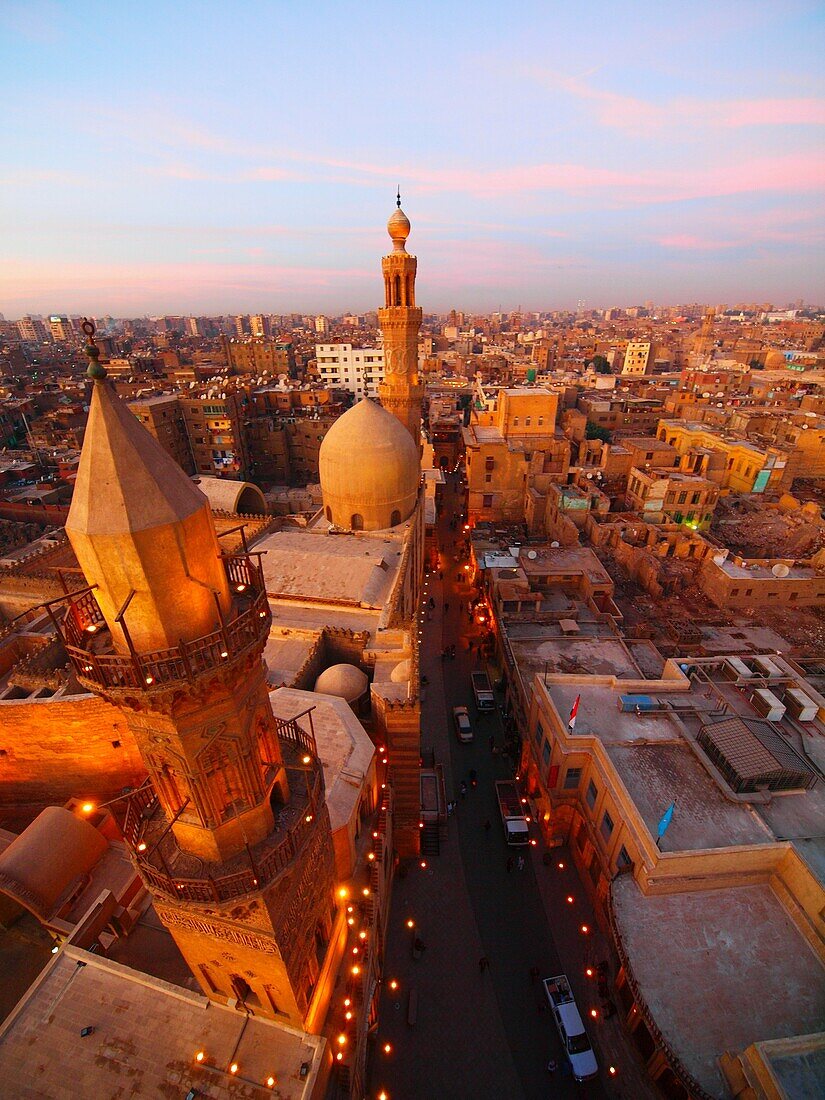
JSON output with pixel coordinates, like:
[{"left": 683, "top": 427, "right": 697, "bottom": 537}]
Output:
[{"left": 57, "top": 554, "right": 270, "bottom": 692}]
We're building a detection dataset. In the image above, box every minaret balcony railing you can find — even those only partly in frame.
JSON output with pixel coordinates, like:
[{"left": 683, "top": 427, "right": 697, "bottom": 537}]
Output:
[
  {"left": 123, "top": 732, "right": 325, "bottom": 904},
  {"left": 49, "top": 553, "right": 271, "bottom": 692}
]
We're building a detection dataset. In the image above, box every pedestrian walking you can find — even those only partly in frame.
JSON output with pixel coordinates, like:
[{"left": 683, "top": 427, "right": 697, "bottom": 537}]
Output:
[
  {"left": 478, "top": 956, "right": 490, "bottom": 972},
  {"left": 483, "top": 818, "right": 491, "bottom": 833},
  {"left": 460, "top": 781, "right": 468, "bottom": 799},
  {"left": 517, "top": 855, "right": 525, "bottom": 872},
  {"left": 506, "top": 856, "right": 514, "bottom": 873},
  {"left": 546, "top": 1059, "right": 557, "bottom": 1074}
]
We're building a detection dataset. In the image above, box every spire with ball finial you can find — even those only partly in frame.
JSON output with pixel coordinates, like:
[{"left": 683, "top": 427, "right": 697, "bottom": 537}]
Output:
[
  {"left": 82, "top": 318, "right": 107, "bottom": 381},
  {"left": 387, "top": 188, "right": 411, "bottom": 251}
]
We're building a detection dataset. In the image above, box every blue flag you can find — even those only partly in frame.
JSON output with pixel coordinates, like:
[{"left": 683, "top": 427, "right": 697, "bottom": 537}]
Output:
[{"left": 657, "top": 801, "right": 675, "bottom": 840}]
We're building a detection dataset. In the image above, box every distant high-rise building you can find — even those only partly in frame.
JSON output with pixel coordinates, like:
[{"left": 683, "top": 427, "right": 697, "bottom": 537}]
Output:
[
  {"left": 16, "top": 316, "right": 48, "bottom": 342},
  {"left": 314, "top": 314, "right": 329, "bottom": 335},
  {"left": 48, "top": 315, "right": 75, "bottom": 342},
  {"left": 250, "top": 314, "right": 271, "bottom": 338},
  {"left": 315, "top": 342, "right": 384, "bottom": 398}
]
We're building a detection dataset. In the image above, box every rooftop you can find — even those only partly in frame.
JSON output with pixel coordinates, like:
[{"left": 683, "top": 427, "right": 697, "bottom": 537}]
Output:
[
  {"left": 0, "top": 949, "right": 324, "bottom": 1100},
  {"left": 612, "top": 876, "right": 825, "bottom": 1098},
  {"left": 256, "top": 527, "right": 404, "bottom": 610}
]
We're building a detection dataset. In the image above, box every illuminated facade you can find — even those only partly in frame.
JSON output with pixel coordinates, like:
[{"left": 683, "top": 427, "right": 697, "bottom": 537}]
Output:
[{"left": 62, "top": 328, "right": 337, "bottom": 1029}]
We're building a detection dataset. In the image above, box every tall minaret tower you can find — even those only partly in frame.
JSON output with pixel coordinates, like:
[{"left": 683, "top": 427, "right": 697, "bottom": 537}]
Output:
[
  {"left": 61, "top": 323, "right": 336, "bottom": 1028},
  {"left": 378, "top": 190, "right": 424, "bottom": 444}
]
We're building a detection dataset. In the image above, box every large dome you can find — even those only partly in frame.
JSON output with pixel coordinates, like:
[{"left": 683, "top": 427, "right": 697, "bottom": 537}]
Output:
[
  {"left": 319, "top": 399, "right": 419, "bottom": 531},
  {"left": 314, "top": 663, "right": 369, "bottom": 702}
]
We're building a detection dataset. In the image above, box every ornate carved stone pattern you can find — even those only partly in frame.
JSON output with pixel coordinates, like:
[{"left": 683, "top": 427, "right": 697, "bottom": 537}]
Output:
[
  {"left": 271, "top": 809, "right": 334, "bottom": 981},
  {"left": 156, "top": 904, "right": 282, "bottom": 957}
]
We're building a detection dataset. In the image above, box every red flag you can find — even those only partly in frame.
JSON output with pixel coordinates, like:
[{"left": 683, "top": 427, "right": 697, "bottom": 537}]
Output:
[{"left": 568, "top": 694, "right": 580, "bottom": 730}]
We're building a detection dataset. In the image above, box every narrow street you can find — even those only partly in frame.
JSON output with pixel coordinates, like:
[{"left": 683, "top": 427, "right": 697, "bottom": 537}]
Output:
[{"left": 371, "top": 473, "right": 650, "bottom": 1100}]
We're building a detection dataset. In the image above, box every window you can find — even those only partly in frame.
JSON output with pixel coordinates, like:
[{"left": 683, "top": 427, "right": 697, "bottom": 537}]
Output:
[
  {"left": 525, "top": 417, "right": 531, "bottom": 427},
  {"left": 483, "top": 494, "right": 493, "bottom": 508},
  {"left": 563, "top": 767, "right": 582, "bottom": 790},
  {"left": 677, "top": 491, "right": 687, "bottom": 504},
  {"left": 513, "top": 417, "right": 519, "bottom": 426},
  {"left": 351, "top": 513, "right": 364, "bottom": 530},
  {"left": 390, "top": 509, "right": 401, "bottom": 526},
  {"left": 600, "top": 810, "right": 614, "bottom": 841},
  {"left": 542, "top": 740, "right": 551, "bottom": 766},
  {"left": 538, "top": 417, "right": 544, "bottom": 426},
  {"left": 586, "top": 780, "right": 598, "bottom": 809},
  {"left": 617, "top": 846, "right": 632, "bottom": 869},
  {"left": 485, "top": 473, "right": 492, "bottom": 483},
  {"left": 730, "top": 588, "right": 739, "bottom": 597}
]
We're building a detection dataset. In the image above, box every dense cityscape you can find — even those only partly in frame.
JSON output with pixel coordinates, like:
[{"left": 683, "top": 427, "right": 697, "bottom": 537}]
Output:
[{"left": 2, "top": 2, "right": 825, "bottom": 1099}]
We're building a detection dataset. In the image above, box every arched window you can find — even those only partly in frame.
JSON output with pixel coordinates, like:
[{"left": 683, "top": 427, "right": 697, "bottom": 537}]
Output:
[
  {"left": 390, "top": 509, "right": 401, "bottom": 526},
  {"left": 394, "top": 274, "right": 401, "bottom": 305},
  {"left": 325, "top": 505, "right": 332, "bottom": 522},
  {"left": 351, "top": 513, "right": 364, "bottom": 530}
]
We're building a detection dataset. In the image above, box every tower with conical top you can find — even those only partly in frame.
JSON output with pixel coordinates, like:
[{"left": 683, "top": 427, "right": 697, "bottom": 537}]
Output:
[
  {"left": 61, "top": 322, "right": 336, "bottom": 1027},
  {"left": 378, "top": 190, "right": 424, "bottom": 444}
]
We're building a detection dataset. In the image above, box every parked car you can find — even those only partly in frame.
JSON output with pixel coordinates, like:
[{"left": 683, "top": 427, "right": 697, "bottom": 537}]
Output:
[{"left": 452, "top": 705, "right": 473, "bottom": 743}]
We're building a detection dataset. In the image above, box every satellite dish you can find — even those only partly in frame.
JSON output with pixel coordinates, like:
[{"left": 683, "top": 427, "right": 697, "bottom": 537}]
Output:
[
  {"left": 772, "top": 563, "right": 790, "bottom": 578},
  {"left": 586, "top": 472, "right": 593, "bottom": 479},
  {"left": 550, "top": 541, "right": 560, "bottom": 548},
  {"left": 702, "top": 391, "right": 710, "bottom": 398},
  {"left": 527, "top": 550, "right": 538, "bottom": 559}
]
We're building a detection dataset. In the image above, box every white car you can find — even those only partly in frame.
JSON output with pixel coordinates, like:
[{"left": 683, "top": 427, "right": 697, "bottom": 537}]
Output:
[{"left": 452, "top": 705, "right": 473, "bottom": 743}]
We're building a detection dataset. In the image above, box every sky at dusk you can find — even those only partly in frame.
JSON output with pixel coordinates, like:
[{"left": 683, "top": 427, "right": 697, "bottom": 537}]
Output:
[{"left": 2, "top": 0, "right": 824, "bottom": 316}]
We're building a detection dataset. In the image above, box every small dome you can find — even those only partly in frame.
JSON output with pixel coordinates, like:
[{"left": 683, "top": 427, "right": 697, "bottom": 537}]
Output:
[
  {"left": 390, "top": 659, "right": 411, "bottom": 684},
  {"left": 387, "top": 206, "right": 411, "bottom": 251},
  {"left": 763, "top": 350, "right": 787, "bottom": 369},
  {"left": 314, "top": 663, "right": 369, "bottom": 702},
  {"left": 320, "top": 399, "right": 419, "bottom": 531}
]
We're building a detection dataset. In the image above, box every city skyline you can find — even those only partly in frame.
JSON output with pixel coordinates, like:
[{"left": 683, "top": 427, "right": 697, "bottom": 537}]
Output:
[{"left": 2, "top": 0, "right": 824, "bottom": 314}]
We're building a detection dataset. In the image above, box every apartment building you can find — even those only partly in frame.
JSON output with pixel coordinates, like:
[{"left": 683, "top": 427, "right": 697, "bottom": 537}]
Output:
[
  {"left": 315, "top": 342, "right": 385, "bottom": 398},
  {"left": 657, "top": 420, "right": 789, "bottom": 493},
  {"left": 625, "top": 467, "right": 719, "bottom": 529},
  {"left": 128, "top": 394, "right": 194, "bottom": 475}
]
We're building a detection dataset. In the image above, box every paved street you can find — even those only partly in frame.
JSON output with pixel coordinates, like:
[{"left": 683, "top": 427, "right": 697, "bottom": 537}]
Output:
[{"left": 372, "top": 474, "right": 654, "bottom": 1100}]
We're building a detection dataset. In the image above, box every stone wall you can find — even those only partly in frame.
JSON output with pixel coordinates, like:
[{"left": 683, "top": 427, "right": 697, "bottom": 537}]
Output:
[{"left": 0, "top": 692, "right": 146, "bottom": 810}]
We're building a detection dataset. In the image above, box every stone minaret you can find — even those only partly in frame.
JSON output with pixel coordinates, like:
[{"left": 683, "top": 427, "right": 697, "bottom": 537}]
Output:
[
  {"left": 62, "top": 323, "right": 336, "bottom": 1027},
  {"left": 378, "top": 191, "right": 424, "bottom": 444}
]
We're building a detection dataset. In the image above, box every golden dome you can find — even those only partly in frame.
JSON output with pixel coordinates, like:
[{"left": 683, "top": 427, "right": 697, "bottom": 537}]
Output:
[
  {"left": 387, "top": 206, "right": 411, "bottom": 251},
  {"left": 319, "top": 398, "right": 419, "bottom": 531}
]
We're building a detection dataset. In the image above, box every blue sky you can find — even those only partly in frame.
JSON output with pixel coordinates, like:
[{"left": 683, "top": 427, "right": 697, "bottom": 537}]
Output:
[{"left": 1, "top": 0, "right": 824, "bottom": 315}]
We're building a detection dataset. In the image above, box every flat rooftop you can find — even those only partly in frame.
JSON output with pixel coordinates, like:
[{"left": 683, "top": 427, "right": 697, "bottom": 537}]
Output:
[
  {"left": 612, "top": 876, "right": 825, "bottom": 1098},
  {"left": 0, "top": 950, "right": 324, "bottom": 1100},
  {"left": 256, "top": 527, "right": 403, "bottom": 609}
]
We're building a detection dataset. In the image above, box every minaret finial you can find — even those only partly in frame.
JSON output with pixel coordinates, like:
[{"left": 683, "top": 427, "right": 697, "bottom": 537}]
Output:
[
  {"left": 82, "top": 318, "right": 107, "bottom": 381},
  {"left": 397, "top": 186, "right": 401, "bottom": 209}
]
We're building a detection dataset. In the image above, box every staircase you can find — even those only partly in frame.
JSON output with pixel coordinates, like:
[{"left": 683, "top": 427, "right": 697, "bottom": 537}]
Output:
[{"left": 420, "top": 822, "right": 441, "bottom": 856}]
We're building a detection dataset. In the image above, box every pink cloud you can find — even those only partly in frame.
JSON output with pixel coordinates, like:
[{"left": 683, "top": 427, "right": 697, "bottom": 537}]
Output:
[
  {"left": 657, "top": 235, "right": 740, "bottom": 251},
  {"left": 526, "top": 69, "right": 825, "bottom": 135}
]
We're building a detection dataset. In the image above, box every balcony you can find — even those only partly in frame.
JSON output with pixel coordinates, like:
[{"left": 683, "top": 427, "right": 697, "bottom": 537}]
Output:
[
  {"left": 54, "top": 553, "right": 271, "bottom": 694},
  {"left": 123, "top": 716, "right": 326, "bottom": 904}
]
